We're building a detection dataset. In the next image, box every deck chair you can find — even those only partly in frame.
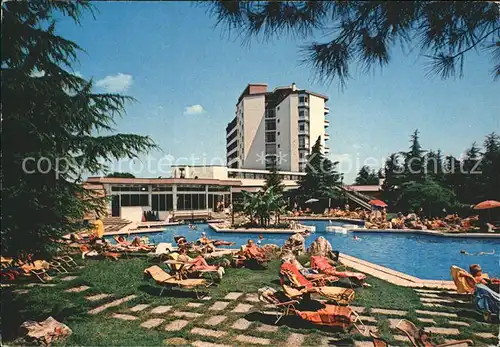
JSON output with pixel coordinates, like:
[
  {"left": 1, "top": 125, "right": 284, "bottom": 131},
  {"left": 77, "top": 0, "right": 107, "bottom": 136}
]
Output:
[
  {"left": 54, "top": 256, "right": 79, "bottom": 269},
  {"left": 396, "top": 319, "right": 473, "bottom": 347},
  {"left": 49, "top": 260, "right": 68, "bottom": 274},
  {"left": 144, "top": 265, "right": 209, "bottom": 299},
  {"left": 258, "top": 287, "right": 366, "bottom": 333},
  {"left": 166, "top": 253, "right": 220, "bottom": 285},
  {"left": 280, "top": 262, "right": 355, "bottom": 305}
]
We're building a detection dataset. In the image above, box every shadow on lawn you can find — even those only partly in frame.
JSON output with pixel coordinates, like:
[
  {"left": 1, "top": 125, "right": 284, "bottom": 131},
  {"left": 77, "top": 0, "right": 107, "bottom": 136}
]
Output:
[{"left": 1, "top": 289, "right": 87, "bottom": 342}]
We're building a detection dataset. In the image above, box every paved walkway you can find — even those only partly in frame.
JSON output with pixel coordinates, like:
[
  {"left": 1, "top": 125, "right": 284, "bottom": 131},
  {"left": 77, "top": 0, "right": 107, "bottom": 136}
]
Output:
[{"left": 60, "top": 287, "right": 498, "bottom": 346}]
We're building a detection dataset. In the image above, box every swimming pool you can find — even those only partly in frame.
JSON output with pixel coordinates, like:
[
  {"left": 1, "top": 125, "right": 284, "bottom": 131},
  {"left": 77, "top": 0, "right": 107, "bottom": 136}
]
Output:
[{"left": 122, "top": 221, "right": 500, "bottom": 280}]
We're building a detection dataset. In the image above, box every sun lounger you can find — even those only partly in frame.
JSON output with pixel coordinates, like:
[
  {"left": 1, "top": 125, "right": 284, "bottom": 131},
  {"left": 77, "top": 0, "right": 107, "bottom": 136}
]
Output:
[
  {"left": 258, "top": 287, "right": 366, "bottom": 333},
  {"left": 369, "top": 331, "right": 388, "bottom": 347},
  {"left": 144, "top": 265, "right": 209, "bottom": 298},
  {"left": 49, "top": 260, "right": 68, "bottom": 274},
  {"left": 54, "top": 256, "right": 79, "bottom": 269},
  {"left": 280, "top": 262, "right": 355, "bottom": 305},
  {"left": 396, "top": 319, "right": 473, "bottom": 346}
]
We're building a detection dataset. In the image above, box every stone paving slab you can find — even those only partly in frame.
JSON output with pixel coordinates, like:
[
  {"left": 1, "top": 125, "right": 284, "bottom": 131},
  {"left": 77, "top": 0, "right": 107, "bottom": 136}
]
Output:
[
  {"left": 65, "top": 285, "right": 90, "bottom": 293},
  {"left": 187, "top": 302, "right": 204, "bottom": 308},
  {"left": 245, "top": 293, "right": 260, "bottom": 303},
  {"left": 164, "top": 337, "right": 188, "bottom": 345},
  {"left": 354, "top": 342, "right": 373, "bottom": 347},
  {"left": 201, "top": 296, "right": 212, "bottom": 301},
  {"left": 417, "top": 317, "right": 436, "bottom": 324},
  {"left": 286, "top": 333, "right": 305, "bottom": 347},
  {"left": 371, "top": 308, "right": 407, "bottom": 316},
  {"left": 130, "top": 304, "right": 150, "bottom": 312},
  {"left": 164, "top": 319, "right": 189, "bottom": 331},
  {"left": 232, "top": 318, "right": 251, "bottom": 330},
  {"left": 448, "top": 320, "right": 470, "bottom": 327},
  {"left": 204, "top": 315, "right": 227, "bottom": 326},
  {"left": 209, "top": 301, "right": 230, "bottom": 311},
  {"left": 232, "top": 303, "right": 253, "bottom": 313},
  {"left": 85, "top": 293, "right": 112, "bottom": 302},
  {"left": 351, "top": 306, "right": 366, "bottom": 313},
  {"left": 359, "top": 325, "right": 378, "bottom": 337},
  {"left": 27, "top": 283, "right": 57, "bottom": 287},
  {"left": 426, "top": 327, "right": 460, "bottom": 335},
  {"left": 422, "top": 303, "right": 445, "bottom": 308},
  {"left": 359, "top": 315, "right": 377, "bottom": 323},
  {"left": 473, "top": 332, "right": 497, "bottom": 339},
  {"left": 393, "top": 335, "right": 408, "bottom": 342},
  {"left": 191, "top": 341, "right": 232, "bottom": 347},
  {"left": 235, "top": 334, "right": 270, "bottom": 345},
  {"left": 420, "top": 297, "right": 453, "bottom": 303},
  {"left": 417, "top": 292, "right": 440, "bottom": 298},
  {"left": 12, "top": 289, "right": 29, "bottom": 294},
  {"left": 172, "top": 311, "right": 203, "bottom": 318},
  {"left": 112, "top": 313, "right": 138, "bottom": 321},
  {"left": 415, "top": 310, "right": 457, "bottom": 318},
  {"left": 256, "top": 324, "right": 278, "bottom": 333},
  {"left": 61, "top": 276, "right": 78, "bottom": 282},
  {"left": 88, "top": 295, "right": 137, "bottom": 315},
  {"left": 150, "top": 305, "right": 172, "bottom": 314},
  {"left": 224, "top": 292, "right": 243, "bottom": 300},
  {"left": 191, "top": 327, "right": 227, "bottom": 338},
  {"left": 140, "top": 318, "right": 164, "bottom": 329}
]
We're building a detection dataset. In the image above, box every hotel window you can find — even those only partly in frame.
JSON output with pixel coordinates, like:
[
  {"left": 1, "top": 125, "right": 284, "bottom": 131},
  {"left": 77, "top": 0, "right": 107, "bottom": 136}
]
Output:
[
  {"left": 299, "top": 152, "right": 304, "bottom": 159},
  {"left": 299, "top": 95, "right": 308, "bottom": 103},
  {"left": 152, "top": 185, "right": 172, "bottom": 192},
  {"left": 120, "top": 194, "right": 149, "bottom": 207},
  {"left": 265, "top": 132, "right": 276, "bottom": 143},
  {"left": 265, "top": 119, "right": 276, "bottom": 131},
  {"left": 299, "top": 124, "right": 305, "bottom": 131},
  {"left": 152, "top": 194, "right": 173, "bottom": 211}
]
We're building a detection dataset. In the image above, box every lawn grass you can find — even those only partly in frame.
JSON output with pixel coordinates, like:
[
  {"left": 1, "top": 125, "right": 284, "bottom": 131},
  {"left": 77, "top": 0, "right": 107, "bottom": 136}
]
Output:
[{"left": 1, "top": 257, "right": 498, "bottom": 346}]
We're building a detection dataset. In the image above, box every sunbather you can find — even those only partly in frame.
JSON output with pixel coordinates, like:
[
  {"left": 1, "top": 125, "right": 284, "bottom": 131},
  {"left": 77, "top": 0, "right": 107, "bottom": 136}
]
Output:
[
  {"left": 310, "top": 255, "right": 368, "bottom": 286},
  {"left": 176, "top": 248, "right": 225, "bottom": 279},
  {"left": 131, "top": 237, "right": 154, "bottom": 251},
  {"left": 198, "top": 232, "right": 234, "bottom": 247},
  {"left": 234, "top": 240, "right": 269, "bottom": 268},
  {"left": 280, "top": 261, "right": 355, "bottom": 305}
]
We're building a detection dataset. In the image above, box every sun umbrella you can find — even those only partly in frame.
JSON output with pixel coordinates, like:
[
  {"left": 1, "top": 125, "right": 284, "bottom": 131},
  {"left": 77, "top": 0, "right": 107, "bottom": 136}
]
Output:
[
  {"left": 473, "top": 200, "right": 500, "bottom": 210},
  {"left": 305, "top": 198, "right": 319, "bottom": 204},
  {"left": 368, "top": 199, "right": 388, "bottom": 208}
]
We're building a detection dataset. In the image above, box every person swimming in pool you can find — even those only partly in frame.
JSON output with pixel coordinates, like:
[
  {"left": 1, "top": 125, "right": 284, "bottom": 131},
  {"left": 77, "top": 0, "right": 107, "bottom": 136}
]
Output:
[
  {"left": 460, "top": 250, "right": 495, "bottom": 256},
  {"left": 353, "top": 236, "right": 361, "bottom": 241}
]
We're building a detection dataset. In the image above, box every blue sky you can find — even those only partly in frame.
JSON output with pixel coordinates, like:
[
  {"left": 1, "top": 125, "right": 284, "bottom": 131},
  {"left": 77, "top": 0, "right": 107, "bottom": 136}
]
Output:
[{"left": 57, "top": 2, "right": 499, "bottom": 183}]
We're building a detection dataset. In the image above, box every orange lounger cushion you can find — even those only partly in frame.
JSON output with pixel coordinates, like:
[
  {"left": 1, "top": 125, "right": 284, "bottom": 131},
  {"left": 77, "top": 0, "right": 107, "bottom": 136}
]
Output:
[{"left": 295, "top": 304, "right": 355, "bottom": 329}]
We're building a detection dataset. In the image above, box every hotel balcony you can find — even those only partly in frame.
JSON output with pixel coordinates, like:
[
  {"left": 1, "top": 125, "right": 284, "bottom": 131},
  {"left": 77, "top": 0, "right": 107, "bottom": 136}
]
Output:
[
  {"left": 324, "top": 133, "right": 330, "bottom": 141},
  {"left": 324, "top": 146, "right": 330, "bottom": 154},
  {"left": 324, "top": 119, "right": 329, "bottom": 128},
  {"left": 324, "top": 106, "right": 329, "bottom": 115}
]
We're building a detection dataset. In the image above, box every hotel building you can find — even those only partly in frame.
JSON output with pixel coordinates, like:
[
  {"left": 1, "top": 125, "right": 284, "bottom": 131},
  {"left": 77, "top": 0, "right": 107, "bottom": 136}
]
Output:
[{"left": 226, "top": 83, "right": 330, "bottom": 172}]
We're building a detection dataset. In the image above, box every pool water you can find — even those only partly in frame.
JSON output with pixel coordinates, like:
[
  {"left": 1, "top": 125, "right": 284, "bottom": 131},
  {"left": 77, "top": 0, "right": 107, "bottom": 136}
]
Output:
[{"left": 121, "top": 221, "right": 500, "bottom": 280}]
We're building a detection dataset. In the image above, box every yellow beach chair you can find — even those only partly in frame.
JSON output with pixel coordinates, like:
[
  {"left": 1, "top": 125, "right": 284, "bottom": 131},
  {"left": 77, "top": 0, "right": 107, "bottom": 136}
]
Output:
[{"left": 144, "top": 265, "right": 208, "bottom": 298}]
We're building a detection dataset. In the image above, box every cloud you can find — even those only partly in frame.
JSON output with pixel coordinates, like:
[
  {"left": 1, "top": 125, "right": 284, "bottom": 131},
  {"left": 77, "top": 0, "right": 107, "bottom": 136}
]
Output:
[
  {"left": 95, "top": 73, "right": 133, "bottom": 93},
  {"left": 331, "top": 153, "right": 351, "bottom": 163},
  {"left": 183, "top": 104, "right": 205, "bottom": 115}
]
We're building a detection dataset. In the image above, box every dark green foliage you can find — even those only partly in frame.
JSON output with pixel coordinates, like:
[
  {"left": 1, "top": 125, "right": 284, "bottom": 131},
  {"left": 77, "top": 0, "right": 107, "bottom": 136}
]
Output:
[
  {"left": 205, "top": 1, "right": 500, "bottom": 86},
  {"left": 382, "top": 131, "right": 500, "bottom": 214},
  {"left": 1, "top": 2, "right": 157, "bottom": 256},
  {"left": 106, "top": 172, "right": 136, "bottom": 178},
  {"left": 296, "top": 136, "right": 341, "bottom": 204},
  {"left": 396, "top": 180, "right": 458, "bottom": 217},
  {"left": 355, "top": 165, "right": 379, "bottom": 185}
]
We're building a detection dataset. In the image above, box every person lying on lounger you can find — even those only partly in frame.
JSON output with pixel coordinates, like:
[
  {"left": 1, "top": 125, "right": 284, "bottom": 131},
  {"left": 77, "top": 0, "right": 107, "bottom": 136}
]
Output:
[
  {"left": 197, "top": 232, "right": 235, "bottom": 247},
  {"left": 177, "top": 248, "right": 224, "bottom": 279}
]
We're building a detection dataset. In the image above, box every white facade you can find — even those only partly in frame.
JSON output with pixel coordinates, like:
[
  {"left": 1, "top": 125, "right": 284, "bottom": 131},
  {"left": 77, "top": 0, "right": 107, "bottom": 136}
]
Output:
[{"left": 226, "top": 83, "right": 329, "bottom": 172}]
